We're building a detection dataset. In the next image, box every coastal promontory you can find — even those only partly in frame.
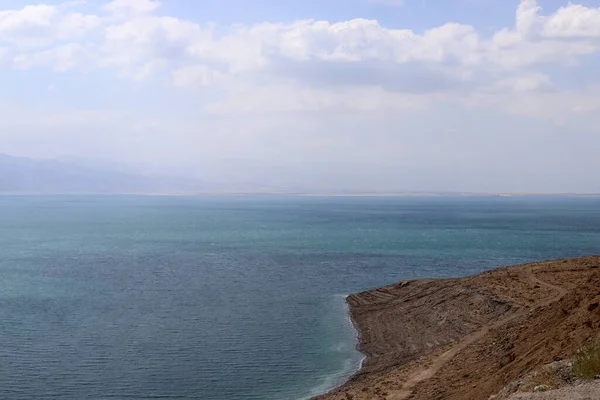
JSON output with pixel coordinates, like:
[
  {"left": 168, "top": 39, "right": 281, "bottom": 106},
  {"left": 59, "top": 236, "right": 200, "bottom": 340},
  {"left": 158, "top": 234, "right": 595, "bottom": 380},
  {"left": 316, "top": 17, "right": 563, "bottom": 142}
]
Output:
[{"left": 315, "top": 256, "right": 600, "bottom": 400}]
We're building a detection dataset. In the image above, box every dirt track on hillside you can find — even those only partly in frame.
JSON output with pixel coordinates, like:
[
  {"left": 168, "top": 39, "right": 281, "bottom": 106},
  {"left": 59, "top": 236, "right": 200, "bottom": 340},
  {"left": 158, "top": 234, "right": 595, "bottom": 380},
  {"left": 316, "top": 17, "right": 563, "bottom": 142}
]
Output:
[{"left": 314, "top": 257, "right": 600, "bottom": 400}]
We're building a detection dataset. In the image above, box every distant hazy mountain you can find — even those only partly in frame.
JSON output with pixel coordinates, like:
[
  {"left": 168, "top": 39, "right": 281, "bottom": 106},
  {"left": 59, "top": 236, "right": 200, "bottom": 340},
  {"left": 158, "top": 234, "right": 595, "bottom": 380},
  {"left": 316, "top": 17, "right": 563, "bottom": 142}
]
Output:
[{"left": 0, "top": 154, "right": 204, "bottom": 194}]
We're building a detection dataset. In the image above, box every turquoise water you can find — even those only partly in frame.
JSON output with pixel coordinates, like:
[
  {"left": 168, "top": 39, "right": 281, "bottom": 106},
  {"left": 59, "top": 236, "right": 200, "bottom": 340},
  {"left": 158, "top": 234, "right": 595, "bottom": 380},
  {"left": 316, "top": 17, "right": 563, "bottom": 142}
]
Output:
[{"left": 1, "top": 195, "right": 600, "bottom": 399}]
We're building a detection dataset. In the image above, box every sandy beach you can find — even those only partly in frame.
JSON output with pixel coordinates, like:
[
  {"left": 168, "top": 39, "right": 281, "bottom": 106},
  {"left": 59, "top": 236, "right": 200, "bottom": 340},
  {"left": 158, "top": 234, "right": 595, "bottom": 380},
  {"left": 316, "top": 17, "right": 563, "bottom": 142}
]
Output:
[{"left": 314, "top": 256, "right": 600, "bottom": 400}]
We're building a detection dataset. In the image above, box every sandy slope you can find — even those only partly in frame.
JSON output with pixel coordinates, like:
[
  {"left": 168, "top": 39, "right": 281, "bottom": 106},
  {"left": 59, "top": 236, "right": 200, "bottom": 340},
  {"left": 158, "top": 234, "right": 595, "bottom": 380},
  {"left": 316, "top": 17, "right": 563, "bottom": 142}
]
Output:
[{"left": 314, "top": 256, "right": 600, "bottom": 400}]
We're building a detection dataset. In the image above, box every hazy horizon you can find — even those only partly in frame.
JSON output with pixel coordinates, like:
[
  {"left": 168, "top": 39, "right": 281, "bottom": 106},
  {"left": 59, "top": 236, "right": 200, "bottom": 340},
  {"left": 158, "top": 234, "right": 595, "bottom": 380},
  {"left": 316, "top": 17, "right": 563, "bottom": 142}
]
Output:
[
  {"left": 2, "top": 0, "right": 600, "bottom": 192},
  {"left": 3, "top": 152, "right": 600, "bottom": 194}
]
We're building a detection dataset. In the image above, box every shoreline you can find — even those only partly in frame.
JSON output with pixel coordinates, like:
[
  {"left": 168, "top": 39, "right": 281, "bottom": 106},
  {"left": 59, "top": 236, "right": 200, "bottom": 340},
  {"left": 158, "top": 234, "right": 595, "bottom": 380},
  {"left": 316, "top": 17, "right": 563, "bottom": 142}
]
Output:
[
  {"left": 301, "top": 295, "right": 365, "bottom": 400},
  {"left": 313, "top": 256, "right": 600, "bottom": 400},
  {"left": 344, "top": 294, "right": 367, "bottom": 374}
]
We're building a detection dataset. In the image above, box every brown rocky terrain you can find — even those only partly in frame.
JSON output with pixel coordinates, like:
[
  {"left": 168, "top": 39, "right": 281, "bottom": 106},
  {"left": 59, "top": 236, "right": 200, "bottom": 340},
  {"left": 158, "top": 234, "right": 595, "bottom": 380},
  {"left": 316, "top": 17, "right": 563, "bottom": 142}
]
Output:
[
  {"left": 490, "top": 360, "right": 600, "bottom": 400},
  {"left": 314, "top": 256, "right": 600, "bottom": 400}
]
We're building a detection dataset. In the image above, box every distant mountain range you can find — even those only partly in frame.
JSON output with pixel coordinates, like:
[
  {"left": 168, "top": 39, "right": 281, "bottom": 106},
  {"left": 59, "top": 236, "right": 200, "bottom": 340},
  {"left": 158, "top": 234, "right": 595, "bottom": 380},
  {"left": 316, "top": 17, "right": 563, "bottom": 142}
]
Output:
[
  {"left": 4, "top": 154, "right": 596, "bottom": 196},
  {"left": 0, "top": 154, "right": 204, "bottom": 194}
]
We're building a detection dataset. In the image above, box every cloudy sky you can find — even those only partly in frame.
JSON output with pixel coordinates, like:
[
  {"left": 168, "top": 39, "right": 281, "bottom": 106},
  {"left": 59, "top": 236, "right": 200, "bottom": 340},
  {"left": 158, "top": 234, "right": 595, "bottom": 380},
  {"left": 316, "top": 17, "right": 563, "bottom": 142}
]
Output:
[{"left": 1, "top": 0, "right": 600, "bottom": 192}]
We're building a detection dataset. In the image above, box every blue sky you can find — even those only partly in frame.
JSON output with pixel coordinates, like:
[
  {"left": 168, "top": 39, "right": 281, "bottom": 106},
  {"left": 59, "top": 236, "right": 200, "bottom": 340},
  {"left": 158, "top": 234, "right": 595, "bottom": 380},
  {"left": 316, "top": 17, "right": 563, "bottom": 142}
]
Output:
[
  {"left": 1, "top": 0, "right": 600, "bottom": 192},
  {"left": 0, "top": 0, "right": 587, "bottom": 29}
]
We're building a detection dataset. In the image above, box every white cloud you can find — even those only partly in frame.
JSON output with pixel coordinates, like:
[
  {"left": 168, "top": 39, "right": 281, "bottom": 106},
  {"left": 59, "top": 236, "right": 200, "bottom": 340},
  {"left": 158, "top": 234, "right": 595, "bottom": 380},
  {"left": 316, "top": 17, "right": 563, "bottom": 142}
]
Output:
[
  {"left": 171, "top": 65, "right": 224, "bottom": 87},
  {"left": 543, "top": 3, "right": 600, "bottom": 39},
  {"left": 58, "top": 12, "right": 103, "bottom": 38},
  {"left": 12, "top": 42, "right": 93, "bottom": 71},
  {"left": 0, "top": 0, "right": 600, "bottom": 135},
  {"left": 511, "top": 0, "right": 600, "bottom": 40},
  {"left": 0, "top": 5, "right": 57, "bottom": 34},
  {"left": 468, "top": 84, "right": 600, "bottom": 123},
  {"left": 0, "top": 5, "right": 101, "bottom": 47},
  {"left": 104, "top": 0, "right": 162, "bottom": 16},
  {"left": 205, "top": 83, "right": 431, "bottom": 114},
  {"left": 100, "top": 16, "right": 210, "bottom": 73},
  {"left": 2, "top": 1, "right": 598, "bottom": 84},
  {"left": 496, "top": 73, "right": 551, "bottom": 93}
]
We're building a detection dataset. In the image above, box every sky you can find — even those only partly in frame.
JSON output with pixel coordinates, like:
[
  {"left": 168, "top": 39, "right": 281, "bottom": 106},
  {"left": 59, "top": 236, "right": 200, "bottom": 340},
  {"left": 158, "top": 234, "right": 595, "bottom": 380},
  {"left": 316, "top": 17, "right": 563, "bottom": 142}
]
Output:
[{"left": 1, "top": 0, "right": 600, "bottom": 192}]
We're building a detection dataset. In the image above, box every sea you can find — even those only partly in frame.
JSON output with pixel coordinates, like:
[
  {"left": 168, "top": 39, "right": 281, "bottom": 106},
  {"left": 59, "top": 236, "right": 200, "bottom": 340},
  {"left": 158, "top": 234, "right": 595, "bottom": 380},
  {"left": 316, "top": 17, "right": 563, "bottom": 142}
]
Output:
[{"left": 1, "top": 195, "right": 600, "bottom": 400}]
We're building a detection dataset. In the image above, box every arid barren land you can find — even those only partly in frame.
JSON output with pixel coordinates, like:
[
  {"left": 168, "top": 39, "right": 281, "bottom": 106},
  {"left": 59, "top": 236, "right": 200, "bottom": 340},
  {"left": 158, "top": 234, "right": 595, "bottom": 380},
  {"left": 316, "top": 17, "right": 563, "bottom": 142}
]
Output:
[{"left": 315, "top": 256, "right": 600, "bottom": 400}]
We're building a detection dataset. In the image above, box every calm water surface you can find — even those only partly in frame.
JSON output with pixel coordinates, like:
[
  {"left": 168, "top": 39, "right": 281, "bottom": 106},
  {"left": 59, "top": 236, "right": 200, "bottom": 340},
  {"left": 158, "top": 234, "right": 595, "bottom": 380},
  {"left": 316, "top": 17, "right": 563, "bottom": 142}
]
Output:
[{"left": 1, "top": 195, "right": 600, "bottom": 399}]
